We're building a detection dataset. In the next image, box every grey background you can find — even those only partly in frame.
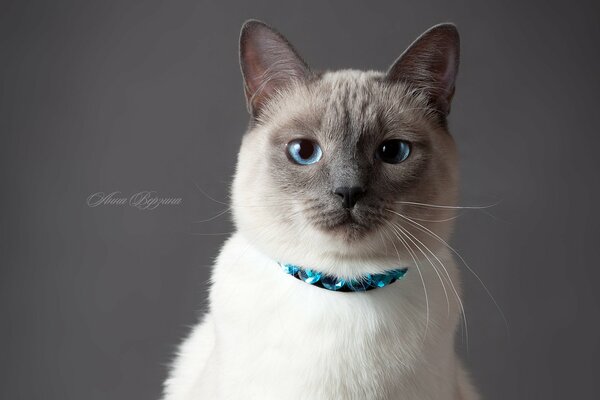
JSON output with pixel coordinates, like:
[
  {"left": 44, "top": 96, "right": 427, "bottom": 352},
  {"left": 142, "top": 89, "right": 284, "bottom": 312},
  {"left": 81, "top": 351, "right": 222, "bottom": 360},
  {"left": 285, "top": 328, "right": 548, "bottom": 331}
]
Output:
[{"left": 1, "top": 0, "right": 599, "bottom": 399}]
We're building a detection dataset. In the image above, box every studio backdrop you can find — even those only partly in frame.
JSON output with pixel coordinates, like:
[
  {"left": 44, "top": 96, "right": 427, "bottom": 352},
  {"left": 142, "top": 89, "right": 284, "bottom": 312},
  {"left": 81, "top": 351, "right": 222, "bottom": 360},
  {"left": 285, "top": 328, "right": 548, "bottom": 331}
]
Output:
[{"left": 1, "top": 0, "right": 599, "bottom": 399}]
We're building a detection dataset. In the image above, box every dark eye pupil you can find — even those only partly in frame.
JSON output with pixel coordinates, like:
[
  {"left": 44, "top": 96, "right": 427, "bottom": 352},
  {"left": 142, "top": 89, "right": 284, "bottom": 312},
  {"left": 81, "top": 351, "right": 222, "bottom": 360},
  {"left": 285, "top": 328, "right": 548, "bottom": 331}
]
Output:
[
  {"left": 381, "top": 141, "right": 399, "bottom": 158},
  {"left": 297, "top": 140, "right": 315, "bottom": 159},
  {"left": 377, "top": 139, "right": 410, "bottom": 163}
]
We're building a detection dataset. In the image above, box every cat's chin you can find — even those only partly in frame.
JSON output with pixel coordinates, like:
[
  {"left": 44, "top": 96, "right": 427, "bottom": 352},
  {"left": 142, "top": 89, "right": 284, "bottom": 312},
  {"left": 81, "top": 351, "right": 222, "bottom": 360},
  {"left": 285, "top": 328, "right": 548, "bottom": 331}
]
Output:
[
  {"left": 317, "top": 214, "right": 378, "bottom": 243},
  {"left": 326, "top": 225, "right": 371, "bottom": 243}
]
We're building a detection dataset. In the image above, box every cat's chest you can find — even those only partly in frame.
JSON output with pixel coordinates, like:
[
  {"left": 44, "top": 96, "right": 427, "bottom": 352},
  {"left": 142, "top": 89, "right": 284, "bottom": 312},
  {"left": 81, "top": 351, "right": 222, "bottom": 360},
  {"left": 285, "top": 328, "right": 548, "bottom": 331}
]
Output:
[
  {"left": 211, "top": 286, "right": 424, "bottom": 399},
  {"left": 204, "top": 234, "right": 459, "bottom": 398},
  {"left": 207, "top": 237, "right": 455, "bottom": 399}
]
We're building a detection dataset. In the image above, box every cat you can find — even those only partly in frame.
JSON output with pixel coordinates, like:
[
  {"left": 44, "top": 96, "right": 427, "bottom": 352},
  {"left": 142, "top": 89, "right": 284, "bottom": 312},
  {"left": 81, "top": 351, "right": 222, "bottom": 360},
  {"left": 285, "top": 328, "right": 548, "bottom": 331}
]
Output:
[{"left": 162, "top": 20, "right": 479, "bottom": 400}]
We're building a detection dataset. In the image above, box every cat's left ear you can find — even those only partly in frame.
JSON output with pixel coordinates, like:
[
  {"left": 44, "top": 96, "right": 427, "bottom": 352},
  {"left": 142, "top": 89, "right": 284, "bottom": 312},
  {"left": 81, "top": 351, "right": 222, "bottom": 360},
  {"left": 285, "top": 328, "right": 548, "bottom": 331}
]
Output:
[
  {"left": 240, "top": 20, "right": 311, "bottom": 118},
  {"left": 386, "top": 23, "right": 460, "bottom": 115}
]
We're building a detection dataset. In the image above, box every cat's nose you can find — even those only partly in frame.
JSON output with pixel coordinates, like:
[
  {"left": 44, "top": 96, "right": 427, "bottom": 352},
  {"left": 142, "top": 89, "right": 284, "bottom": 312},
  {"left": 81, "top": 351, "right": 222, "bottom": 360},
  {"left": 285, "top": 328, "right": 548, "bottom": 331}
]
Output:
[{"left": 334, "top": 186, "right": 365, "bottom": 209}]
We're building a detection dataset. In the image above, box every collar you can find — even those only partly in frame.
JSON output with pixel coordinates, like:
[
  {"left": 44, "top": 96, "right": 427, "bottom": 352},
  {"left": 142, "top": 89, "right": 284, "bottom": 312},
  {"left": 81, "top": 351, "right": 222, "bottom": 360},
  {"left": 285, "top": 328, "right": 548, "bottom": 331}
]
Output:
[{"left": 278, "top": 262, "right": 408, "bottom": 293}]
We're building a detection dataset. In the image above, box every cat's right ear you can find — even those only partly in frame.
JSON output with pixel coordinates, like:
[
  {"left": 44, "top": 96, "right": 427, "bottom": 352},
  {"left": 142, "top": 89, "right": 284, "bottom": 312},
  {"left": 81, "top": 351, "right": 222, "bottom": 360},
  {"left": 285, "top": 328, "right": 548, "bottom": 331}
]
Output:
[
  {"left": 240, "top": 20, "right": 311, "bottom": 118},
  {"left": 386, "top": 24, "right": 460, "bottom": 116}
]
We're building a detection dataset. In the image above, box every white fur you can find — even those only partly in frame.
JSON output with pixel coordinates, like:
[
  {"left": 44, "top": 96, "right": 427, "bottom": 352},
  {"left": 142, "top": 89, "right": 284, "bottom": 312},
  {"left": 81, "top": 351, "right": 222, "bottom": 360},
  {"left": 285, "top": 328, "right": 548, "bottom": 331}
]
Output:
[{"left": 163, "top": 233, "right": 477, "bottom": 399}]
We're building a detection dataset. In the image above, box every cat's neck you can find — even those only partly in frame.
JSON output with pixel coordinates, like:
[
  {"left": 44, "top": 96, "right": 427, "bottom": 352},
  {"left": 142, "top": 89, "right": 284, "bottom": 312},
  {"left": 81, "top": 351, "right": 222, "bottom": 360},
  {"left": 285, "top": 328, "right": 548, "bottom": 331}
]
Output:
[
  {"left": 241, "top": 234, "right": 415, "bottom": 280},
  {"left": 224, "top": 231, "right": 458, "bottom": 289}
]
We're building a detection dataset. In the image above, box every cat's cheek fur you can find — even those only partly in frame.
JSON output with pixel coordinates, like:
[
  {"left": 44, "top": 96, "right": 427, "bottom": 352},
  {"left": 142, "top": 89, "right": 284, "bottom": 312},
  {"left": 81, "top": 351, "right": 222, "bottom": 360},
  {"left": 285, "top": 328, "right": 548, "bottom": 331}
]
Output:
[{"left": 163, "top": 234, "right": 478, "bottom": 400}]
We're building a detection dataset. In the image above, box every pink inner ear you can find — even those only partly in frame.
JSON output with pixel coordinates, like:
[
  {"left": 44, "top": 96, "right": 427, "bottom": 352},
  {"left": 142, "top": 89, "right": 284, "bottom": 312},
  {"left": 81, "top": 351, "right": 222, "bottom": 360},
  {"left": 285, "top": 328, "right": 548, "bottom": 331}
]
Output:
[
  {"left": 440, "top": 47, "right": 458, "bottom": 94},
  {"left": 242, "top": 46, "right": 269, "bottom": 102},
  {"left": 243, "top": 46, "right": 285, "bottom": 115},
  {"left": 240, "top": 22, "right": 310, "bottom": 117}
]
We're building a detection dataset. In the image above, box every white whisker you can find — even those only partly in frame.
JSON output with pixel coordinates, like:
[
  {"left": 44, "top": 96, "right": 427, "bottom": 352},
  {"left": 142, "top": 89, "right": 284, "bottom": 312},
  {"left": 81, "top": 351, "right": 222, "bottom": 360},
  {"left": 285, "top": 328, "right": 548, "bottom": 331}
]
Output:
[
  {"left": 388, "top": 209, "right": 510, "bottom": 337},
  {"left": 393, "top": 218, "right": 469, "bottom": 349},
  {"left": 395, "top": 200, "right": 501, "bottom": 210},
  {"left": 407, "top": 214, "right": 463, "bottom": 223},
  {"left": 192, "top": 207, "right": 232, "bottom": 223},
  {"left": 193, "top": 182, "right": 229, "bottom": 206},
  {"left": 389, "top": 220, "right": 451, "bottom": 318},
  {"left": 382, "top": 219, "right": 430, "bottom": 341}
]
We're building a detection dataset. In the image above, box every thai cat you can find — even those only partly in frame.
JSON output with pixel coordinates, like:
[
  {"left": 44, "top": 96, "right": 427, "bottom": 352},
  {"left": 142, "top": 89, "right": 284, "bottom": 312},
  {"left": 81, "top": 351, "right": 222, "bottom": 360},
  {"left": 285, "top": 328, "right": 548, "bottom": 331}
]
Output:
[{"left": 163, "top": 20, "right": 479, "bottom": 400}]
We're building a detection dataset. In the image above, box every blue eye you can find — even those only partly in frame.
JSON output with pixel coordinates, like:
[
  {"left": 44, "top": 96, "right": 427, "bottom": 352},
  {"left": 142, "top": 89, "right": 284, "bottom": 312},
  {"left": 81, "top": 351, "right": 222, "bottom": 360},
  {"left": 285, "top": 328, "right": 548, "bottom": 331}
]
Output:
[
  {"left": 286, "top": 139, "right": 322, "bottom": 165},
  {"left": 376, "top": 139, "right": 411, "bottom": 164}
]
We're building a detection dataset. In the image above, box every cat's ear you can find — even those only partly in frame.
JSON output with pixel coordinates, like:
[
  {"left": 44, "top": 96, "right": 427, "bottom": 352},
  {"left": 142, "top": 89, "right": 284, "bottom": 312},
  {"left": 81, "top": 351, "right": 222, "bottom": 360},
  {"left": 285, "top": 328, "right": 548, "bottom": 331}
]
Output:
[
  {"left": 386, "top": 23, "right": 460, "bottom": 115},
  {"left": 240, "top": 20, "right": 311, "bottom": 118}
]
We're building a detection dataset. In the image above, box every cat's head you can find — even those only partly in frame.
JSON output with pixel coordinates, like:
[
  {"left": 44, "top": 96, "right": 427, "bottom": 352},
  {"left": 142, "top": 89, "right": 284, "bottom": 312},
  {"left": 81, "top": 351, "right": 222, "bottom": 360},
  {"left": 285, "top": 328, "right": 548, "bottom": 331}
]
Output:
[{"left": 232, "top": 20, "right": 460, "bottom": 274}]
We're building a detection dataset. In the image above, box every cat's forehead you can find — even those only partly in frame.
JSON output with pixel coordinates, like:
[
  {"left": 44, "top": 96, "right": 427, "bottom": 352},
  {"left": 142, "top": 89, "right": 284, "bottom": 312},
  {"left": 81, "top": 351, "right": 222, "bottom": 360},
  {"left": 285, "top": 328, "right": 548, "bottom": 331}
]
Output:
[
  {"left": 305, "top": 70, "right": 427, "bottom": 143},
  {"left": 261, "top": 69, "right": 432, "bottom": 144},
  {"left": 315, "top": 70, "right": 381, "bottom": 140},
  {"left": 317, "top": 70, "right": 382, "bottom": 98}
]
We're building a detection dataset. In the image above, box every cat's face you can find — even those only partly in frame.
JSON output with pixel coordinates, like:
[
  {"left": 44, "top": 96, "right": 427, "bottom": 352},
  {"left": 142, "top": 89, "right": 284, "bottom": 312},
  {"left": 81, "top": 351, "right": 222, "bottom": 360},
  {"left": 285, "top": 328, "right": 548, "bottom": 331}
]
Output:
[{"left": 232, "top": 21, "right": 460, "bottom": 273}]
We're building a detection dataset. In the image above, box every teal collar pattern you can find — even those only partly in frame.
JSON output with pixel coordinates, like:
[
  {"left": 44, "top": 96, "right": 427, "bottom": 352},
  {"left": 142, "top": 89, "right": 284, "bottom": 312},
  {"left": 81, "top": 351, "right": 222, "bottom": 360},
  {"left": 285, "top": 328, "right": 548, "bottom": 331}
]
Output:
[{"left": 278, "top": 262, "right": 408, "bottom": 292}]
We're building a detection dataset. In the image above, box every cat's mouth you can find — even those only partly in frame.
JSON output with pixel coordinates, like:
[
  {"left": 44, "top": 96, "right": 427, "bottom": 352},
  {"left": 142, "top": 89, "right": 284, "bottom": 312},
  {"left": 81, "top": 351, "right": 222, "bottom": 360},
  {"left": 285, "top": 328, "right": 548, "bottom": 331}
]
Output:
[{"left": 317, "top": 209, "right": 377, "bottom": 241}]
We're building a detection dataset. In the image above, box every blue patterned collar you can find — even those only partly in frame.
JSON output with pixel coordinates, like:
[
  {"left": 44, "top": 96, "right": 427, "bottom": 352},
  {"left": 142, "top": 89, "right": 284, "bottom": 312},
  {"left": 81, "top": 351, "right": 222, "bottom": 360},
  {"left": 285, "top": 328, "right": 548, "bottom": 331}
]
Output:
[{"left": 278, "top": 262, "right": 408, "bottom": 293}]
